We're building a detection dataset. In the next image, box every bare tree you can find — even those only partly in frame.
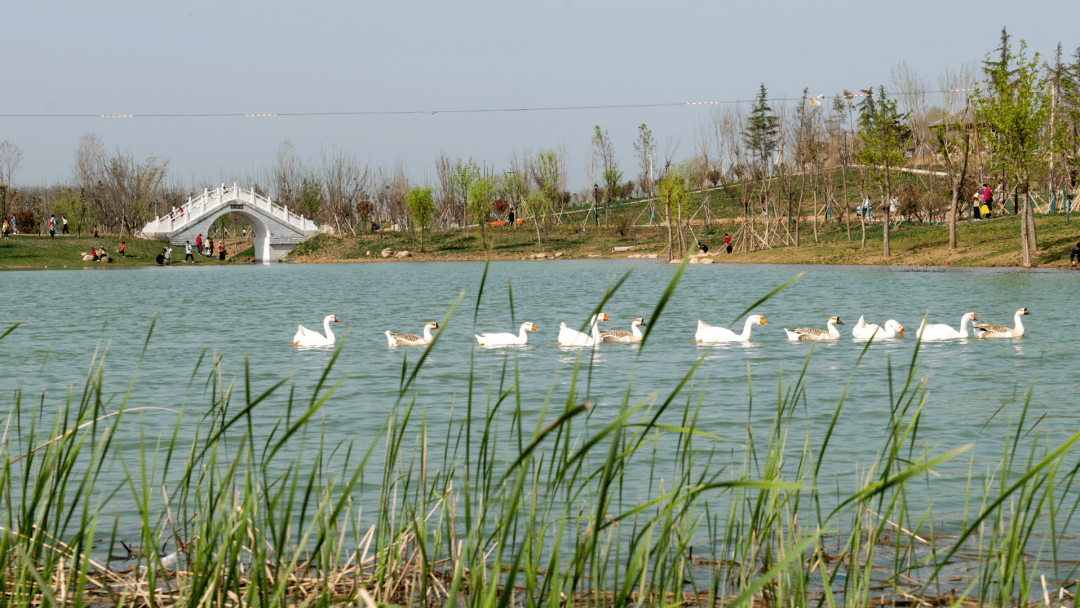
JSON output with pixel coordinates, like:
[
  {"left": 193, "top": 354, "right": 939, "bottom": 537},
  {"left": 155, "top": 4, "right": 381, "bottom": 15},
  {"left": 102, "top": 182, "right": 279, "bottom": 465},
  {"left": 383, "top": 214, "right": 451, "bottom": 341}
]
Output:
[
  {"left": 85, "top": 149, "right": 168, "bottom": 234},
  {"left": 434, "top": 153, "right": 458, "bottom": 228},
  {"left": 273, "top": 139, "right": 304, "bottom": 210},
  {"left": 936, "top": 63, "right": 978, "bottom": 250},
  {"left": 321, "top": 148, "right": 369, "bottom": 232},
  {"left": 891, "top": 62, "right": 931, "bottom": 157},
  {"left": 0, "top": 140, "right": 24, "bottom": 222}
]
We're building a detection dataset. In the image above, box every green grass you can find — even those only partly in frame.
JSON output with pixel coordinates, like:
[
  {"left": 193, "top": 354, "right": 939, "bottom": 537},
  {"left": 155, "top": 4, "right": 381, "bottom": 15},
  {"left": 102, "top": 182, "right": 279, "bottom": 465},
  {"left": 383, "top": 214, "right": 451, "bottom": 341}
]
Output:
[
  {"left": 1, "top": 262, "right": 1078, "bottom": 607},
  {"left": 0, "top": 235, "right": 235, "bottom": 270}
]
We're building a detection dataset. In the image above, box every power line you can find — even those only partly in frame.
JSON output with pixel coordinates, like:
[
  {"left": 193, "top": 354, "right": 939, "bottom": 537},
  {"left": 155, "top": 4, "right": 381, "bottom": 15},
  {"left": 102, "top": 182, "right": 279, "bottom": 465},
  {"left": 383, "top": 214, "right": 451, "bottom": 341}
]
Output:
[{"left": 0, "top": 89, "right": 980, "bottom": 119}]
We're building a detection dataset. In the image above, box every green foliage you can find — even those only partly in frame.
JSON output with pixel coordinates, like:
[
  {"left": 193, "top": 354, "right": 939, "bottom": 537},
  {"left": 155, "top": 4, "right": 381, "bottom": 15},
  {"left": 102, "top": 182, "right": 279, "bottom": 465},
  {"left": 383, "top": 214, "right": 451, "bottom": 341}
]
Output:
[
  {"left": 406, "top": 186, "right": 435, "bottom": 232},
  {"left": 297, "top": 179, "right": 324, "bottom": 219},
  {"left": 856, "top": 88, "right": 911, "bottom": 172},
  {"left": 51, "top": 188, "right": 93, "bottom": 234},
  {"left": 532, "top": 150, "right": 560, "bottom": 204},
  {"left": 452, "top": 158, "right": 480, "bottom": 205},
  {"left": 743, "top": 84, "right": 780, "bottom": 167},
  {"left": 973, "top": 38, "right": 1050, "bottom": 192}
]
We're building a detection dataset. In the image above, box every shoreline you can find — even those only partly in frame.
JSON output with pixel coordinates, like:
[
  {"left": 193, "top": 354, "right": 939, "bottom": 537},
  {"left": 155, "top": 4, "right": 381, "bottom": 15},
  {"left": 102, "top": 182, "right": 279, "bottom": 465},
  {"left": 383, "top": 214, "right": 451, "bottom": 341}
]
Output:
[{"left": 4, "top": 213, "right": 1080, "bottom": 270}]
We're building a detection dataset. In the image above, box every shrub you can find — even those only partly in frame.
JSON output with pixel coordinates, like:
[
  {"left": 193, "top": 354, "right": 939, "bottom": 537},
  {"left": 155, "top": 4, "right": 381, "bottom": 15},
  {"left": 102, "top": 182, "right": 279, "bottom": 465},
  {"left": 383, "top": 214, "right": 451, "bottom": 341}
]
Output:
[{"left": 15, "top": 209, "right": 35, "bottom": 233}]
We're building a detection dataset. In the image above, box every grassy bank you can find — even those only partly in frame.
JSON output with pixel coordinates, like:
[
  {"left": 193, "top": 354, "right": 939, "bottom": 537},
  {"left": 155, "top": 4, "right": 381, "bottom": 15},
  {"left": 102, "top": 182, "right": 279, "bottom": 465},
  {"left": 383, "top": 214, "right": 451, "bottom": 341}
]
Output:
[
  {"left": 289, "top": 212, "right": 1080, "bottom": 268},
  {"left": 4, "top": 200, "right": 1078, "bottom": 270},
  {"left": 0, "top": 235, "right": 250, "bottom": 270},
  {"left": 2, "top": 265, "right": 1078, "bottom": 607}
]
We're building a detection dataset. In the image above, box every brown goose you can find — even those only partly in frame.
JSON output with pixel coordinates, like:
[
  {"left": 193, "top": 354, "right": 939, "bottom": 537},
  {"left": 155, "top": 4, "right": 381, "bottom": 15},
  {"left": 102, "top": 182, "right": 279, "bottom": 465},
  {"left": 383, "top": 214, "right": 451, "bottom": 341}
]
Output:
[
  {"left": 974, "top": 308, "right": 1029, "bottom": 338},
  {"left": 386, "top": 322, "right": 439, "bottom": 347},
  {"left": 601, "top": 318, "right": 646, "bottom": 343},
  {"left": 785, "top": 316, "right": 844, "bottom": 341}
]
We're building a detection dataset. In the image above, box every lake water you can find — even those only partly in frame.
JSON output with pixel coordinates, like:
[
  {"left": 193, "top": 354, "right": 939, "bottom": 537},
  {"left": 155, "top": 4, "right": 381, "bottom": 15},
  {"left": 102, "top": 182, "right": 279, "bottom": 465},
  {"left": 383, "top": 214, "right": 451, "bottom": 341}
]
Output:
[{"left": 2, "top": 260, "right": 1079, "bottom": 527}]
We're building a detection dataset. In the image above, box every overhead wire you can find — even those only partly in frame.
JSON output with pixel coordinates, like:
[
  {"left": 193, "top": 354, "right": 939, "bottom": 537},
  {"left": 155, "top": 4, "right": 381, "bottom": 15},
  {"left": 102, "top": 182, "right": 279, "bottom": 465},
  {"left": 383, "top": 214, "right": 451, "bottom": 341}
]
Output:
[{"left": 0, "top": 89, "right": 980, "bottom": 119}]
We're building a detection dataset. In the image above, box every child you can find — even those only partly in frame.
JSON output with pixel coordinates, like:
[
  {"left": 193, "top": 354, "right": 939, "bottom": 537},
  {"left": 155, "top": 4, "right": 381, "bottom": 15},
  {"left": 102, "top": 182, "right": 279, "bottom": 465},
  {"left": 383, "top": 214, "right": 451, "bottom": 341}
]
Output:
[{"left": 119, "top": 241, "right": 126, "bottom": 257}]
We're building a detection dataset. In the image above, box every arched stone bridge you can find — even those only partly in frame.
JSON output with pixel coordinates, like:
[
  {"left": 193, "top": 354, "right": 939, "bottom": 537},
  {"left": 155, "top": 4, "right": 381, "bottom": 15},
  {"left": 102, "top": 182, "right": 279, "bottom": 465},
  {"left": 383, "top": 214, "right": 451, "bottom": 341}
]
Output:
[{"left": 139, "top": 184, "right": 319, "bottom": 263}]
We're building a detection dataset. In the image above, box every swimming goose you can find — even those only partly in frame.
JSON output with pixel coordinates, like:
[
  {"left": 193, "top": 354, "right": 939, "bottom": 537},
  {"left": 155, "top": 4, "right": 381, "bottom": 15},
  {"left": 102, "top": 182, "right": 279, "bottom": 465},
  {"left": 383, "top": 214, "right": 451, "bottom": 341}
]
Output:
[
  {"left": 290, "top": 315, "right": 339, "bottom": 347},
  {"left": 386, "top": 321, "right": 439, "bottom": 347},
  {"left": 785, "top": 316, "right": 844, "bottom": 341},
  {"left": 601, "top": 318, "right": 647, "bottom": 343},
  {"left": 696, "top": 315, "right": 767, "bottom": 343},
  {"left": 851, "top": 316, "right": 904, "bottom": 340},
  {"left": 974, "top": 308, "right": 1029, "bottom": 338},
  {"left": 475, "top": 322, "right": 538, "bottom": 346},
  {"left": 558, "top": 313, "right": 609, "bottom": 347},
  {"left": 916, "top": 312, "right": 977, "bottom": 341}
]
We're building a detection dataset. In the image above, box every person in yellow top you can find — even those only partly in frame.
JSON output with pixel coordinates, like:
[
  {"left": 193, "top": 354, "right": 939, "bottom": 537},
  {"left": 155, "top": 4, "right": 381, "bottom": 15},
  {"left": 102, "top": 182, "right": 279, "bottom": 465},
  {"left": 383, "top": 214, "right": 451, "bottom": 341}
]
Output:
[{"left": 119, "top": 241, "right": 126, "bottom": 257}]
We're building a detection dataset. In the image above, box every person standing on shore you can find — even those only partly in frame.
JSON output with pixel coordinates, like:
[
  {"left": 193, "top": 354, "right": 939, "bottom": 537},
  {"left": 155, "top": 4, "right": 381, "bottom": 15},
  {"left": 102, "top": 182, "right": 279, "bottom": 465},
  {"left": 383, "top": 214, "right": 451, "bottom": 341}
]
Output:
[
  {"left": 61, "top": 216, "right": 68, "bottom": 234},
  {"left": 195, "top": 234, "right": 202, "bottom": 255},
  {"left": 1, "top": 220, "right": 8, "bottom": 238},
  {"left": 724, "top": 233, "right": 733, "bottom": 254},
  {"left": 164, "top": 245, "right": 172, "bottom": 265},
  {"left": 119, "top": 241, "right": 126, "bottom": 257},
  {"left": 218, "top": 242, "right": 226, "bottom": 260},
  {"left": 1071, "top": 242, "right": 1080, "bottom": 267},
  {"left": 184, "top": 241, "right": 194, "bottom": 263}
]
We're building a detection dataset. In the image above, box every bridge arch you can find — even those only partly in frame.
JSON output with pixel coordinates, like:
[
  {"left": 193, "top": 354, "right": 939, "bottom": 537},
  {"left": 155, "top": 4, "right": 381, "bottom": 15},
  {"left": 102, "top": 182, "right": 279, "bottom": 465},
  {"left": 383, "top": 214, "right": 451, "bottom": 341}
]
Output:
[{"left": 138, "top": 185, "right": 319, "bottom": 263}]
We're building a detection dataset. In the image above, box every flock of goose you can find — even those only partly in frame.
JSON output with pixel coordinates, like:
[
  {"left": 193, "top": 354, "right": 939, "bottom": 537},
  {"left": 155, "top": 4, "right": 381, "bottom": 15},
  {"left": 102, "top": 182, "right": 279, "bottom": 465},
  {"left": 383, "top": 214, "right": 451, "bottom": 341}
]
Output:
[{"left": 288, "top": 307, "right": 1031, "bottom": 348}]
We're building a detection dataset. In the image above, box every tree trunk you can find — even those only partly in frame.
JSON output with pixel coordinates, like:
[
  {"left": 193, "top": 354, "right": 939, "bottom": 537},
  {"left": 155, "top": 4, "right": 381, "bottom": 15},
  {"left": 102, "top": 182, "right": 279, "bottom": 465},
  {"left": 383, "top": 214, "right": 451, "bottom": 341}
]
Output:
[
  {"left": 665, "top": 201, "right": 673, "bottom": 261},
  {"left": 860, "top": 212, "right": 866, "bottom": 249},
  {"left": 882, "top": 166, "right": 892, "bottom": 258},
  {"left": 1020, "top": 190, "right": 1031, "bottom": 267},
  {"left": 1026, "top": 194, "right": 1038, "bottom": 252},
  {"left": 948, "top": 189, "right": 959, "bottom": 250},
  {"left": 948, "top": 131, "right": 970, "bottom": 250}
]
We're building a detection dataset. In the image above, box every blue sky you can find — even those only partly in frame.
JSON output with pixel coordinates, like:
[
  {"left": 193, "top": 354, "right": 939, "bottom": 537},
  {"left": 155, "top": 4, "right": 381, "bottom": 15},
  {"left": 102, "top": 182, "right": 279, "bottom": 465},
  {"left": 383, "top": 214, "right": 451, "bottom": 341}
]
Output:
[{"left": 3, "top": 0, "right": 1076, "bottom": 190}]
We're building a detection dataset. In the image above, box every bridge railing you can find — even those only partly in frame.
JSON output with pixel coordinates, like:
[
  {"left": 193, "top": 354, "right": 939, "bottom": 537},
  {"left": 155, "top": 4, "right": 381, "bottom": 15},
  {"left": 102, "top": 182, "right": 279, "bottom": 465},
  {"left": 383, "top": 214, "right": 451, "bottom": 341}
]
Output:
[{"left": 142, "top": 184, "right": 318, "bottom": 236}]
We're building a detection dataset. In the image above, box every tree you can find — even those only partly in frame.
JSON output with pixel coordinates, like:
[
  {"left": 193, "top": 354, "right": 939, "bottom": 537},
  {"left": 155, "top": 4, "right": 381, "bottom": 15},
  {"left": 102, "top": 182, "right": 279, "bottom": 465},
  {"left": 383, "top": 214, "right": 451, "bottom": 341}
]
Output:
[
  {"left": 934, "top": 63, "right": 978, "bottom": 250},
  {"left": 743, "top": 84, "right": 780, "bottom": 170},
  {"left": 451, "top": 158, "right": 480, "bottom": 230},
  {"left": 591, "top": 126, "right": 621, "bottom": 223},
  {"left": 0, "top": 140, "right": 24, "bottom": 222},
  {"left": 406, "top": 186, "right": 435, "bottom": 251},
  {"left": 297, "top": 179, "right": 323, "bottom": 220},
  {"left": 273, "top": 139, "right": 304, "bottom": 210},
  {"left": 656, "top": 165, "right": 687, "bottom": 260},
  {"left": 973, "top": 37, "right": 1049, "bottom": 267},
  {"left": 468, "top": 175, "right": 497, "bottom": 249},
  {"left": 856, "top": 86, "right": 911, "bottom": 258},
  {"left": 633, "top": 124, "right": 657, "bottom": 197}
]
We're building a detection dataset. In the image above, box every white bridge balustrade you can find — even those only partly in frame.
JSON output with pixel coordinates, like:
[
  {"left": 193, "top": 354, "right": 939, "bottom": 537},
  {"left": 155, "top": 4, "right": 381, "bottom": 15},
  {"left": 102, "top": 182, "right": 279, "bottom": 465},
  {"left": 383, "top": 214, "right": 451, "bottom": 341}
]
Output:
[{"left": 138, "top": 183, "right": 320, "bottom": 263}]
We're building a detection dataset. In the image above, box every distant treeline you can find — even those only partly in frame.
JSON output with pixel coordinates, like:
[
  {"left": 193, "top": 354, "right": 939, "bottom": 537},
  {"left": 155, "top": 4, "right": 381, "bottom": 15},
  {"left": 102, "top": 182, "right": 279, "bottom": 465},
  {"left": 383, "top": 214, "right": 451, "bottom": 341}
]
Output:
[{"left": 0, "top": 29, "right": 1077, "bottom": 265}]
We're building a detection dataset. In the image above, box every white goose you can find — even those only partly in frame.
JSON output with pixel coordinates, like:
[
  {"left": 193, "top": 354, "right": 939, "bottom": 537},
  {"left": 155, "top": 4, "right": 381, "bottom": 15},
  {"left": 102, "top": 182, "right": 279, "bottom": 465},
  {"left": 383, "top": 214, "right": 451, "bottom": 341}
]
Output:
[
  {"left": 851, "top": 316, "right": 904, "bottom": 340},
  {"left": 696, "top": 315, "right": 767, "bottom": 343},
  {"left": 601, "top": 318, "right": 647, "bottom": 343},
  {"left": 558, "top": 313, "right": 609, "bottom": 347},
  {"left": 785, "top": 316, "right": 844, "bottom": 341},
  {"left": 974, "top": 307, "right": 1030, "bottom": 338},
  {"left": 290, "top": 315, "right": 339, "bottom": 347},
  {"left": 386, "top": 321, "right": 439, "bottom": 347},
  {"left": 916, "top": 312, "right": 977, "bottom": 341},
  {"left": 475, "top": 322, "right": 538, "bottom": 346}
]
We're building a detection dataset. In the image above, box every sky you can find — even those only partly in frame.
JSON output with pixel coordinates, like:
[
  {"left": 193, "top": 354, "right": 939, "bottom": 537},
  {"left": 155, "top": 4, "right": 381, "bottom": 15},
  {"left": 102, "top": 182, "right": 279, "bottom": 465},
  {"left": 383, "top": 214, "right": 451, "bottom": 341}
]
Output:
[{"left": 3, "top": 0, "right": 1077, "bottom": 192}]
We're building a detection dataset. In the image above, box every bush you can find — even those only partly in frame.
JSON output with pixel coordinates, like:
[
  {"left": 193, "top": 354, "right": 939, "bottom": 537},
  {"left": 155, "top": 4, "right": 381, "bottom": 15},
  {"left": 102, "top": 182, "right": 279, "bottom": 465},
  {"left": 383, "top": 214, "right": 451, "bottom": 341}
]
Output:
[{"left": 15, "top": 209, "right": 35, "bottom": 234}]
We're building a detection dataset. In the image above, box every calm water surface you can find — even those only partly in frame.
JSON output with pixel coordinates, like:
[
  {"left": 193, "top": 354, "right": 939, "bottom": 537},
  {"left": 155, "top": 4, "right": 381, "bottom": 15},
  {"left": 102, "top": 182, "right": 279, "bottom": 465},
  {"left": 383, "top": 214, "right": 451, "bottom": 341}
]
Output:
[{"left": 2, "top": 260, "right": 1078, "bottom": 522}]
